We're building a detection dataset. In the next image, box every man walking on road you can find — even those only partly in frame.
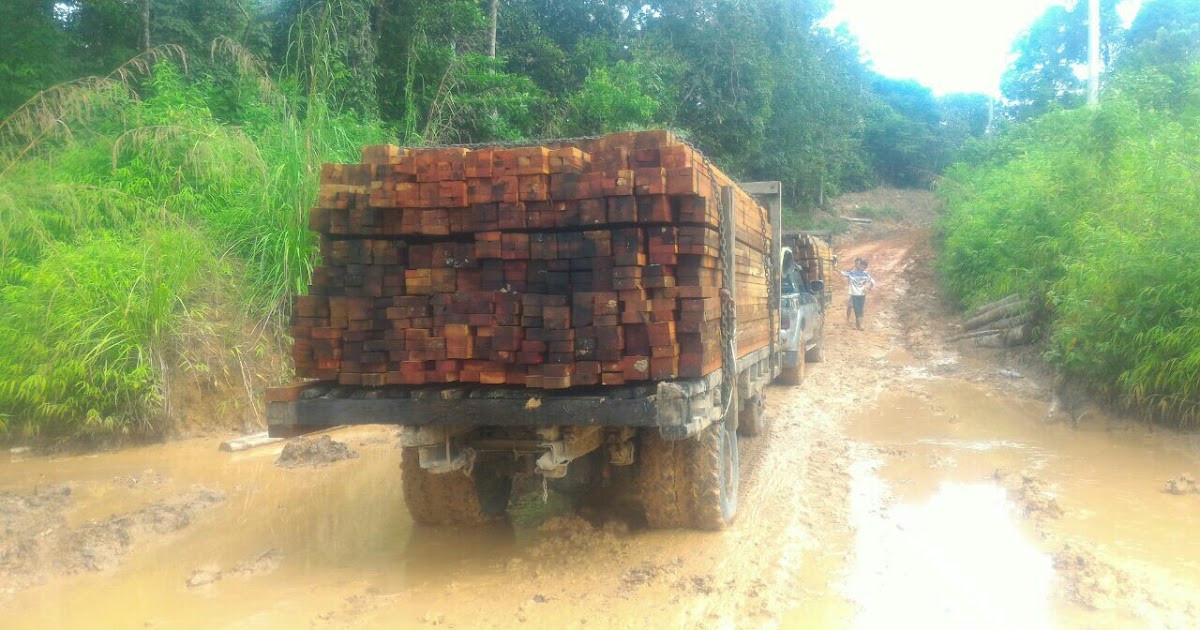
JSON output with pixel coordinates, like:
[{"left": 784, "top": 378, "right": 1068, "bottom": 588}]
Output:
[{"left": 840, "top": 257, "right": 877, "bottom": 330}]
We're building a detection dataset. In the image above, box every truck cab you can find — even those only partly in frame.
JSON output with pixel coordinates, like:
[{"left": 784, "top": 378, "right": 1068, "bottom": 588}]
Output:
[
  {"left": 778, "top": 245, "right": 826, "bottom": 384},
  {"left": 740, "top": 184, "right": 829, "bottom": 386}
]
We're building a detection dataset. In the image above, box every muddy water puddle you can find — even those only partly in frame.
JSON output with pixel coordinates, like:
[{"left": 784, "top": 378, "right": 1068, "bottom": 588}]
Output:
[
  {"left": 828, "top": 379, "right": 1200, "bottom": 628},
  {"left": 0, "top": 427, "right": 545, "bottom": 628}
]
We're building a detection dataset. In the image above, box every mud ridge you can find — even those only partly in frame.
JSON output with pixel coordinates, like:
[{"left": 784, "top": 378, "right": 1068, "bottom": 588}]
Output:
[
  {"left": 0, "top": 485, "right": 225, "bottom": 599},
  {"left": 276, "top": 434, "right": 359, "bottom": 468}
]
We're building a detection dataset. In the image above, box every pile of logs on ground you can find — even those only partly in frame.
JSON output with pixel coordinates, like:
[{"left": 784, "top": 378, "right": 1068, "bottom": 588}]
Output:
[
  {"left": 290, "top": 130, "right": 772, "bottom": 389},
  {"left": 950, "top": 294, "right": 1035, "bottom": 348}
]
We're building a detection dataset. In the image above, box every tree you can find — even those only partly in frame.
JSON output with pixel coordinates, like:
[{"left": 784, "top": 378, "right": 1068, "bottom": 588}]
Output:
[
  {"left": 1126, "top": 0, "right": 1200, "bottom": 48},
  {"left": 1002, "top": 0, "right": 1123, "bottom": 119},
  {"left": 1117, "top": 0, "right": 1200, "bottom": 75},
  {"left": 563, "top": 60, "right": 666, "bottom": 135},
  {"left": 146, "top": 0, "right": 258, "bottom": 58},
  {"left": 1107, "top": 0, "right": 1200, "bottom": 112},
  {"left": 0, "top": 0, "right": 74, "bottom": 116},
  {"left": 936, "top": 92, "right": 992, "bottom": 159},
  {"left": 863, "top": 77, "right": 942, "bottom": 187}
]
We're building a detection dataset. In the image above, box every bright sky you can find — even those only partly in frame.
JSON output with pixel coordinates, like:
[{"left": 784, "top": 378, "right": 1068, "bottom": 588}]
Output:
[{"left": 825, "top": 0, "right": 1144, "bottom": 97}]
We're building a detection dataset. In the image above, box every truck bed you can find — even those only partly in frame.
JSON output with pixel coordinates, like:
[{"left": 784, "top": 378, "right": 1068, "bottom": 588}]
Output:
[{"left": 267, "top": 346, "right": 773, "bottom": 440}]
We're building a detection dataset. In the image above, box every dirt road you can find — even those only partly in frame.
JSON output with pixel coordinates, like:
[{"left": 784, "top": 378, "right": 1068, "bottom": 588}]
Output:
[{"left": 3, "top": 190, "right": 1200, "bottom": 628}]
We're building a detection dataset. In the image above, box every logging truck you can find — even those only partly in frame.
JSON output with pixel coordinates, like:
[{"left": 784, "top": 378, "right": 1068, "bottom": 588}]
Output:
[{"left": 266, "top": 132, "right": 830, "bottom": 530}]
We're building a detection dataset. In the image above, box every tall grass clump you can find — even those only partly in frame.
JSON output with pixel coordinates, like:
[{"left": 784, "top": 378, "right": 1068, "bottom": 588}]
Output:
[
  {"left": 0, "top": 32, "right": 387, "bottom": 437},
  {"left": 937, "top": 71, "right": 1200, "bottom": 425},
  {"left": 0, "top": 229, "right": 217, "bottom": 435}
]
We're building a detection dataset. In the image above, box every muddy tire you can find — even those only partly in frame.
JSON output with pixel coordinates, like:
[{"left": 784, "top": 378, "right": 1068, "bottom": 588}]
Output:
[
  {"left": 637, "top": 422, "right": 739, "bottom": 530},
  {"left": 737, "top": 394, "right": 767, "bottom": 437},
  {"left": 687, "top": 420, "right": 739, "bottom": 530},
  {"left": 805, "top": 329, "right": 825, "bottom": 363},
  {"left": 636, "top": 430, "right": 690, "bottom": 528},
  {"left": 401, "top": 448, "right": 512, "bottom": 525},
  {"left": 778, "top": 360, "right": 805, "bottom": 386}
]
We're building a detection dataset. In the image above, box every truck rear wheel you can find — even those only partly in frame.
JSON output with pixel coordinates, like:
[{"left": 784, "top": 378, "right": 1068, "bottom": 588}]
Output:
[
  {"left": 637, "top": 421, "right": 739, "bottom": 530},
  {"left": 688, "top": 419, "right": 740, "bottom": 530},
  {"left": 401, "top": 448, "right": 512, "bottom": 525}
]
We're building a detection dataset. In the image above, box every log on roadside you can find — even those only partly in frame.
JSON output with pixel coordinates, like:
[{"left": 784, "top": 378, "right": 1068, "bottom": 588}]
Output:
[
  {"left": 948, "top": 328, "right": 1002, "bottom": 343},
  {"left": 949, "top": 312, "right": 1036, "bottom": 341},
  {"left": 970, "top": 324, "right": 1034, "bottom": 348},
  {"left": 968, "top": 293, "right": 1023, "bottom": 317},
  {"left": 219, "top": 432, "right": 284, "bottom": 452},
  {"left": 964, "top": 298, "right": 1030, "bottom": 331},
  {"left": 1003, "top": 323, "right": 1034, "bottom": 346}
]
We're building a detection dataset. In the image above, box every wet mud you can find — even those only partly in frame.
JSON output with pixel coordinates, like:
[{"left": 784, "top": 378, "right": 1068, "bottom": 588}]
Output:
[
  {"left": 2, "top": 192, "right": 1199, "bottom": 628},
  {"left": 1, "top": 483, "right": 224, "bottom": 597},
  {"left": 276, "top": 434, "right": 359, "bottom": 468}
]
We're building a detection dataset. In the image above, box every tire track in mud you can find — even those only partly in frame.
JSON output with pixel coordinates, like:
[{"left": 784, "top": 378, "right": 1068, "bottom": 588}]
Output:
[{"left": 675, "top": 227, "right": 934, "bottom": 625}]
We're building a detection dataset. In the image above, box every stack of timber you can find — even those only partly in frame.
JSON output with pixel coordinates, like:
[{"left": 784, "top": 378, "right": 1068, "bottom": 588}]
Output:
[
  {"left": 795, "top": 234, "right": 833, "bottom": 289},
  {"left": 291, "top": 130, "right": 773, "bottom": 390},
  {"left": 949, "top": 294, "right": 1035, "bottom": 347}
]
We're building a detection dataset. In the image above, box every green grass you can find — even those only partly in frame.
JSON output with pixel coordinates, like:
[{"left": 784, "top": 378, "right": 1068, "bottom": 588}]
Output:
[{"left": 0, "top": 51, "right": 387, "bottom": 437}]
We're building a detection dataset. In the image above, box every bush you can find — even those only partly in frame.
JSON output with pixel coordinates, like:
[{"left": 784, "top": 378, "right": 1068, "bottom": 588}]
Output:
[
  {"left": 0, "top": 230, "right": 214, "bottom": 434},
  {"left": 0, "top": 55, "right": 386, "bottom": 437},
  {"left": 937, "top": 79, "right": 1200, "bottom": 424}
]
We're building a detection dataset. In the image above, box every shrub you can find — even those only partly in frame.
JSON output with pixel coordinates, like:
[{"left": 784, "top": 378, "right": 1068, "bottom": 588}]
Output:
[{"left": 937, "top": 78, "right": 1200, "bottom": 424}]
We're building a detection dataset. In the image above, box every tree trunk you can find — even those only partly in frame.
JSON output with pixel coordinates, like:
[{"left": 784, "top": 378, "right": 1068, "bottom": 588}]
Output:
[
  {"left": 947, "top": 313, "right": 1034, "bottom": 342},
  {"left": 489, "top": 0, "right": 499, "bottom": 59},
  {"left": 966, "top": 294, "right": 1022, "bottom": 320},
  {"left": 964, "top": 299, "right": 1029, "bottom": 331},
  {"left": 143, "top": 0, "right": 151, "bottom": 51}
]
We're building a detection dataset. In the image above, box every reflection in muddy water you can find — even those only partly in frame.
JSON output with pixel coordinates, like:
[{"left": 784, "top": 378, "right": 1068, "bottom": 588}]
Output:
[
  {"left": 1, "top": 426, "right": 654, "bottom": 629},
  {"left": 841, "top": 380, "right": 1200, "bottom": 628},
  {"left": 845, "top": 459, "right": 1054, "bottom": 629},
  {"left": 0, "top": 428, "right": 532, "bottom": 628}
]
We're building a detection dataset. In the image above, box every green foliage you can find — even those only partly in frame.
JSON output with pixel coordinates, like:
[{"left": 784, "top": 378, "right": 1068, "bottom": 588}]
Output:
[
  {"left": 1001, "top": 0, "right": 1123, "bottom": 120},
  {"left": 0, "top": 0, "right": 73, "bottom": 115},
  {"left": 0, "top": 36, "right": 385, "bottom": 436},
  {"left": 284, "top": 0, "right": 380, "bottom": 118},
  {"left": 0, "top": 229, "right": 215, "bottom": 435},
  {"left": 563, "top": 60, "right": 666, "bottom": 135},
  {"left": 938, "top": 59, "right": 1200, "bottom": 425},
  {"left": 419, "top": 53, "right": 545, "bottom": 144}
]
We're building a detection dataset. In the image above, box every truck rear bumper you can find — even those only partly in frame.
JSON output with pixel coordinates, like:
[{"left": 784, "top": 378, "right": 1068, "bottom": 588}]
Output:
[
  {"left": 269, "top": 383, "right": 659, "bottom": 431},
  {"left": 268, "top": 347, "right": 774, "bottom": 440}
]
